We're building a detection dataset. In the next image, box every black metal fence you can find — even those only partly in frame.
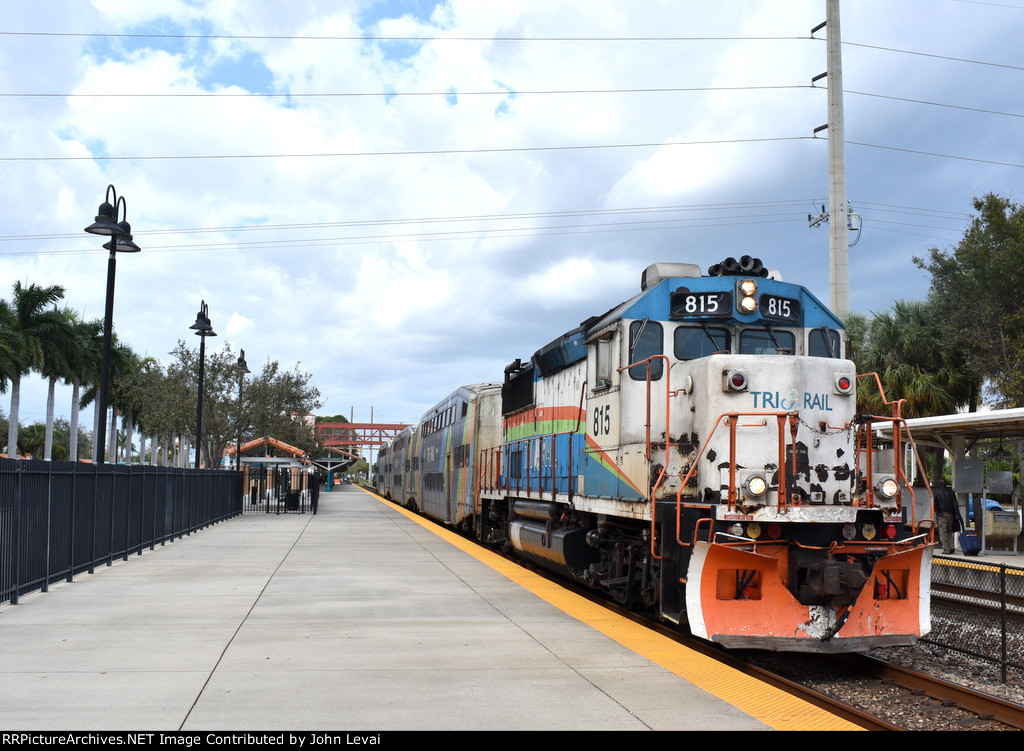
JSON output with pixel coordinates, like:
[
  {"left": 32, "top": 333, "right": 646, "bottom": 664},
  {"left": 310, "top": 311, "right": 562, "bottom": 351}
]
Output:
[
  {"left": 927, "top": 555, "right": 1024, "bottom": 681},
  {"left": 0, "top": 457, "right": 242, "bottom": 606},
  {"left": 240, "top": 465, "right": 320, "bottom": 515}
]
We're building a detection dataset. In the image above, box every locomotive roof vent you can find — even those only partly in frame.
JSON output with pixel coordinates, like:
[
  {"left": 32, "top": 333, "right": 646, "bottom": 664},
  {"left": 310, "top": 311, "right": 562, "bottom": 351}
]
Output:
[
  {"left": 641, "top": 262, "right": 701, "bottom": 291},
  {"left": 707, "top": 255, "right": 783, "bottom": 281}
]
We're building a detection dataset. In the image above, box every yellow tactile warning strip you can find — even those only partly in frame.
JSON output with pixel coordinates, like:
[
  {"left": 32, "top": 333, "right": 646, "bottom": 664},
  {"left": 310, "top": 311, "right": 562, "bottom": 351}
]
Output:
[{"left": 357, "top": 487, "right": 860, "bottom": 731}]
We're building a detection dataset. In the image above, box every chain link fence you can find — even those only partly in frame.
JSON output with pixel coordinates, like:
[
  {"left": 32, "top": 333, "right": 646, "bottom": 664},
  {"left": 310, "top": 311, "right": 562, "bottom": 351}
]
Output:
[{"left": 927, "top": 555, "right": 1024, "bottom": 682}]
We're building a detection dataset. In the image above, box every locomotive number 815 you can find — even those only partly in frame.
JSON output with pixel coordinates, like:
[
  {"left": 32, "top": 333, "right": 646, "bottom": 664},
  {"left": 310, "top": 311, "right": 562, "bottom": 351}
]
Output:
[{"left": 374, "top": 256, "right": 933, "bottom": 653}]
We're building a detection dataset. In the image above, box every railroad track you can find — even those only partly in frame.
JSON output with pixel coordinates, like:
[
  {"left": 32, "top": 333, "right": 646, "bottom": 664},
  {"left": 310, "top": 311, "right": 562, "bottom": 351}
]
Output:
[{"left": 845, "top": 653, "right": 1024, "bottom": 730}]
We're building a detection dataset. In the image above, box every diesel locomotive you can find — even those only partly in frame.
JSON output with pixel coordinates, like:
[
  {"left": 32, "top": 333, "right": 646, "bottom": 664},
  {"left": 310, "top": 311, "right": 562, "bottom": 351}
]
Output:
[{"left": 374, "top": 257, "right": 933, "bottom": 653}]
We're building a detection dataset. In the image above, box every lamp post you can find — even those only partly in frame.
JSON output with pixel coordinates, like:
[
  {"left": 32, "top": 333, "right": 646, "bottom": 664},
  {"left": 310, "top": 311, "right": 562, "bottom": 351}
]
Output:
[
  {"left": 190, "top": 301, "right": 216, "bottom": 469},
  {"left": 236, "top": 349, "right": 250, "bottom": 471},
  {"left": 84, "top": 185, "right": 141, "bottom": 465}
]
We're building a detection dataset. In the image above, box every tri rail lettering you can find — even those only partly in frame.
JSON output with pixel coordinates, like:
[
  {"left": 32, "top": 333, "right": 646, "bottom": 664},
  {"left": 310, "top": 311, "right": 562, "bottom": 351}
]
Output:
[{"left": 750, "top": 391, "right": 833, "bottom": 411}]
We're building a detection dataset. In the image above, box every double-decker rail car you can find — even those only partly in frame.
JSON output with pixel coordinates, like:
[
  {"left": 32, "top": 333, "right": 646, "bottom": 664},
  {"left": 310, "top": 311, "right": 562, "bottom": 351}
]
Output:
[
  {"left": 376, "top": 384, "right": 502, "bottom": 529},
  {"left": 378, "top": 257, "right": 934, "bottom": 653}
]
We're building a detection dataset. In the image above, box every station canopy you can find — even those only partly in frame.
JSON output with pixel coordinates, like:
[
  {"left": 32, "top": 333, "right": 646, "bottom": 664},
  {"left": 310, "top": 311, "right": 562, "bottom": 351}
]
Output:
[{"left": 875, "top": 407, "right": 1024, "bottom": 451}]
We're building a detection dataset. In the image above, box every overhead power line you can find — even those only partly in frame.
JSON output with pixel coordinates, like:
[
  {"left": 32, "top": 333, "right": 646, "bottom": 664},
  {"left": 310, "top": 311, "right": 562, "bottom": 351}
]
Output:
[
  {"left": 846, "top": 90, "right": 1024, "bottom": 119},
  {"left": 0, "top": 197, "right": 972, "bottom": 257},
  {"left": 0, "top": 31, "right": 811, "bottom": 42},
  {"left": 0, "top": 135, "right": 813, "bottom": 162},
  {"left": 1, "top": 199, "right": 814, "bottom": 243},
  {"left": 4, "top": 28, "right": 1019, "bottom": 70},
  {"left": 5, "top": 136, "right": 1021, "bottom": 170},
  {"left": 3, "top": 87, "right": 1019, "bottom": 123},
  {"left": 842, "top": 41, "right": 1024, "bottom": 71},
  {"left": 848, "top": 141, "right": 1024, "bottom": 169},
  {"left": 0, "top": 85, "right": 809, "bottom": 98}
]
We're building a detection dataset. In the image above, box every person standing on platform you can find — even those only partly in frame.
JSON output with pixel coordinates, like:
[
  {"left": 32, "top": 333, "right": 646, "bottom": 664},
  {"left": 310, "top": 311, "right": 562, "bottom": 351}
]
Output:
[{"left": 932, "top": 478, "right": 960, "bottom": 555}]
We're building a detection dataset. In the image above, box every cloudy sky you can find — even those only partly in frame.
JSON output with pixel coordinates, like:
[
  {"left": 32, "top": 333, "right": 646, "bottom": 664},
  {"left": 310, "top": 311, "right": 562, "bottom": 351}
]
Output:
[{"left": 2, "top": 0, "right": 1023, "bottom": 444}]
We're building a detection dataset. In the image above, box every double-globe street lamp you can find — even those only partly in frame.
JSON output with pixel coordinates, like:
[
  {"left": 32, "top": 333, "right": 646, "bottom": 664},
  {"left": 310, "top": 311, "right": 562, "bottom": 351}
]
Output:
[
  {"left": 84, "top": 185, "right": 141, "bottom": 465},
  {"left": 190, "top": 301, "right": 216, "bottom": 468},
  {"left": 236, "top": 349, "right": 250, "bottom": 472}
]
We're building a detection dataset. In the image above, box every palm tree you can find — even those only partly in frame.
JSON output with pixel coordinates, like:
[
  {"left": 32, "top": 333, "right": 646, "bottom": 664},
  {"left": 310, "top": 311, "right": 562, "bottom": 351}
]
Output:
[
  {"left": 93, "top": 342, "right": 141, "bottom": 463},
  {"left": 40, "top": 308, "right": 79, "bottom": 460},
  {"left": 847, "top": 300, "right": 977, "bottom": 482},
  {"left": 0, "top": 282, "right": 66, "bottom": 458},
  {"left": 80, "top": 335, "right": 135, "bottom": 463},
  {"left": 67, "top": 316, "right": 103, "bottom": 462},
  {"left": 108, "top": 346, "right": 144, "bottom": 463},
  {"left": 851, "top": 300, "right": 975, "bottom": 419}
]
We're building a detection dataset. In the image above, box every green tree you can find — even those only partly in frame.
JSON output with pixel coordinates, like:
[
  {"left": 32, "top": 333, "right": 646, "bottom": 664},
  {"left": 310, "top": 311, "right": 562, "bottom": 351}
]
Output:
[
  {"left": 847, "top": 301, "right": 977, "bottom": 482},
  {"left": 67, "top": 316, "right": 103, "bottom": 462},
  {"left": 165, "top": 341, "right": 321, "bottom": 468},
  {"left": 915, "top": 193, "right": 1024, "bottom": 407},
  {"left": 0, "top": 282, "right": 66, "bottom": 457},
  {"left": 242, "top": 358, "right": 322, "bottom": 456},
  {"left": 79, "top": 336, "right": 137, "bottom": 462},
  {"left": 39, "top": 308, "right": 79, "bottom": 460},
  {"left": 848, "top": 300, "right": 976, "bottom": 419},
  {"left": 108, "top": 345, "right": 144, "bottom": 463}
]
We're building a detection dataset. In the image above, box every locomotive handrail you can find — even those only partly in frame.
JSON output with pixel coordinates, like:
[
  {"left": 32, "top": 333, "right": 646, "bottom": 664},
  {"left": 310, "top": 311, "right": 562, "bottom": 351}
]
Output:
[
  {"left": 711, "top": 532, "right": 758, "bottom": 545},
  {"left": 649, "top": 410, "right": 800, "bottom": 562},
  {"left": 692, "top": 516, "right": 714, "bottom": 547},
  {"left": 854, "top": 371, "right": 934, "bottom": 540},
  {"left": 477, "top": 382, "right": 588, "bottom": 508},
  {"left": 481, "top": 430, "right": 580, "bottom": 503},
  {"left": 618, "top": 354, "right": 672, "bottom": 463},
  {"left": 649, "top": 412, "right": 727, "bottom": 560}
]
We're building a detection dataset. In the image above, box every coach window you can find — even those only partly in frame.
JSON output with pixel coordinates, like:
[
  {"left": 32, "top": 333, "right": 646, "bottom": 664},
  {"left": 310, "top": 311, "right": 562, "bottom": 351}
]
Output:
[
  {"left": 808, "top": 327, "right": 841, "bottom": 358},
  {"left": 674, "top": 326, "right": 730, "bottom": 360},
  {"left": 739, "top": 328, "right": 795, "bottom": 355},
  {"left": 628, "top": 320, "right": 663, "bottom": 380}
]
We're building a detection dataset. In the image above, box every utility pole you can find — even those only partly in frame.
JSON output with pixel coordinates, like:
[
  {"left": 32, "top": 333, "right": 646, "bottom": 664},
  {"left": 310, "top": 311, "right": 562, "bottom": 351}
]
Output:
[{"left": 811, "top": 0, "right": 850, "bottom": 318}]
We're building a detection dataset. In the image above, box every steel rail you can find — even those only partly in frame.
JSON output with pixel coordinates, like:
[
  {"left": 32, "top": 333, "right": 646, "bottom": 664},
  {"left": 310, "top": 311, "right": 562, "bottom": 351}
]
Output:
[{"left": 846, "top": 653, "right": 1024, "bottom": 730}]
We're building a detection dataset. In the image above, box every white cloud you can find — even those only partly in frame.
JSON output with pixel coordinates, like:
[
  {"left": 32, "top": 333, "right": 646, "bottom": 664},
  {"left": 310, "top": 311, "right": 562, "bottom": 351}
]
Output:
[{"left": 2, "top": 0, "right": 1022, "bottom": 432}]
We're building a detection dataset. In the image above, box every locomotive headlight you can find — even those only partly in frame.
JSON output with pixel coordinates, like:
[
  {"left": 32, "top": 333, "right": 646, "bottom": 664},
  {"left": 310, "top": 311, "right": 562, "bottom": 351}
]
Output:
[
  {"left": 875, "top": 475, "right": 899, "bottom": 499},
  {"left": 736, "top": 278, "right": 758, "bottom": 314},
  {"left": 744, "top": 474, "right": 767, "bottom": 497}
]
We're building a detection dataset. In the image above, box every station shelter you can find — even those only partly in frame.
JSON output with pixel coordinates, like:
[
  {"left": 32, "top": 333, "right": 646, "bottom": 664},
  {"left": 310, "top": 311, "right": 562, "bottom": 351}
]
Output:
[{"left": 224, "top": 437, "right": 320, "bottom": 513}]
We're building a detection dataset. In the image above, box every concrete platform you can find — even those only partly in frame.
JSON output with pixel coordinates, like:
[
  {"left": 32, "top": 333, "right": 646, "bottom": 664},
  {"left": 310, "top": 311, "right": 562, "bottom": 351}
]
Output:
[{"left": 0, "top": 484, "right": 854, "bottom": 732}]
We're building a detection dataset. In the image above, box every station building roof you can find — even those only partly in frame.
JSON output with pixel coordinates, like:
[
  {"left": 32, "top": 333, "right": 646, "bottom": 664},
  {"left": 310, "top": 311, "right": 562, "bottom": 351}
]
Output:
[{"left": 875, "top": 407, "right": 1024, "bottom": 448}]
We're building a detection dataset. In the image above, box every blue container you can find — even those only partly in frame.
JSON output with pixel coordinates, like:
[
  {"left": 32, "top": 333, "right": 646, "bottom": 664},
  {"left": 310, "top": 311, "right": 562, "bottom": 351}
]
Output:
[{"left": 958, "top": 530, "right": 981, "bottom": 556}]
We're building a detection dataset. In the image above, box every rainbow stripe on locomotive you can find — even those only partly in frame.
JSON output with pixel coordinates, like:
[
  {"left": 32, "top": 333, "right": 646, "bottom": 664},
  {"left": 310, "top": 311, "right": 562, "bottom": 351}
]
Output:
[{"left": 375, "top": 257, "right": 933, "bottom": 653}]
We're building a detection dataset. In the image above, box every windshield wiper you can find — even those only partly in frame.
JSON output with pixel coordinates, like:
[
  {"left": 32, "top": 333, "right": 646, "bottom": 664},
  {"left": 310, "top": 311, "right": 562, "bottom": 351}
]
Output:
[{"left": 699, "top": 322, "right": 721, "bottom": 350}]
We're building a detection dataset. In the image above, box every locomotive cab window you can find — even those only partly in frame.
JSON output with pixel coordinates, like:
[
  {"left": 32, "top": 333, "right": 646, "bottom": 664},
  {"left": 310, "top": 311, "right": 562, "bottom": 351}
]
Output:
[
  {"left": 628, "top": 320, "right": 663, "bottom": 380},
  {"left": 594, "top": 336, "right": 613, "bottom": 389},
  {"left": 739, "top": 328, "right": 795, "bottom": 355},
  {"left": 674, "top": 325, "right": 731, "bottom": 361},
  {"left": 808, "top": 327, "right": 842, "bottom": 358}
]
